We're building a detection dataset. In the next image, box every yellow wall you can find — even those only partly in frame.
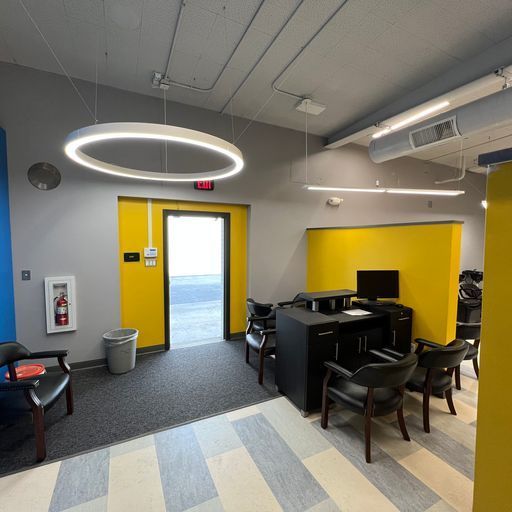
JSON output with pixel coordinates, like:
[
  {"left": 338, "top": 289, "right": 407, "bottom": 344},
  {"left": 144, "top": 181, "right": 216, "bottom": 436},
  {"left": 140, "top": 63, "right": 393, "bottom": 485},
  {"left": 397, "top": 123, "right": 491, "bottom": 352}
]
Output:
[
  {"left": 118, "top": 197, "right": 247, "bottom": 348},
  {"left": 473, "top": 163, "right": 512, "bottom": 510},
  {"left": 307, "top": 222, "right": 462, "bottom": 344}
]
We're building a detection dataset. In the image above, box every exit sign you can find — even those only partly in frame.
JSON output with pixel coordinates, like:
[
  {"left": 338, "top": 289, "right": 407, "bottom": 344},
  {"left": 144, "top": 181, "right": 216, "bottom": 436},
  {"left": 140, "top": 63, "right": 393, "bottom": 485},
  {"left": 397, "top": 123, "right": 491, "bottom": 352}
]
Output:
[{"left": 194, "top": 180, "right": 215, "bottom": 191}]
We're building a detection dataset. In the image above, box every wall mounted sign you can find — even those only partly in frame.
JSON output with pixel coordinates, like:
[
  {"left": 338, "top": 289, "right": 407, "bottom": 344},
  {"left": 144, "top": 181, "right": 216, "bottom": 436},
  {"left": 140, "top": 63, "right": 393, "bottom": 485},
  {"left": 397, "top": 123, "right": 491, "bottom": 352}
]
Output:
[{"left": 194, "top": 180, "right": 215, "bottom": 191}]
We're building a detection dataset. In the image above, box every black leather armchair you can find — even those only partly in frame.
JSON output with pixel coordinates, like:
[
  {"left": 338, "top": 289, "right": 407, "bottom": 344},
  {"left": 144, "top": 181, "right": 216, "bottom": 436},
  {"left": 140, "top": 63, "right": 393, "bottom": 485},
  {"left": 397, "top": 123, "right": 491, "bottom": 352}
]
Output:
[
  {"left": 0, "top": 342, "right": 73, "bottom": 461},
  {"left": 406, "top": 338, "right": 468, "bottom": 433},
  {"left": 321, "top": 351, "right": 418, "bottom": 463},
  {"left": 453, "top": 323, "right": 481, "bottom": 388},
  {"left": 245, "top": 328, "right": 276, "bottom": 385},
  {"left": 246, "top": 298, "right": 276, "bottom": 333}
]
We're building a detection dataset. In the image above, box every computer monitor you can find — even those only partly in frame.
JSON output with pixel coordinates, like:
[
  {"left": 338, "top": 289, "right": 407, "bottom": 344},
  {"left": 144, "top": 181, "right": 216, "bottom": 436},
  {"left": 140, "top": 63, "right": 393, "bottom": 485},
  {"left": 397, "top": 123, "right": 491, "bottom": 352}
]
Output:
[{"left": 357, "top": 270, "right": 399, "bottom": 304}]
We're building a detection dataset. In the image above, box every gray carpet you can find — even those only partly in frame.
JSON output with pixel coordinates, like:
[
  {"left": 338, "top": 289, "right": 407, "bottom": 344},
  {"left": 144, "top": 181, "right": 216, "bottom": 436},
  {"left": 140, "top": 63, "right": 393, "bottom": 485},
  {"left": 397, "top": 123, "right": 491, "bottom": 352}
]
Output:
[{"left": 0, "top": 340, "right": 279, "bottom": 476}]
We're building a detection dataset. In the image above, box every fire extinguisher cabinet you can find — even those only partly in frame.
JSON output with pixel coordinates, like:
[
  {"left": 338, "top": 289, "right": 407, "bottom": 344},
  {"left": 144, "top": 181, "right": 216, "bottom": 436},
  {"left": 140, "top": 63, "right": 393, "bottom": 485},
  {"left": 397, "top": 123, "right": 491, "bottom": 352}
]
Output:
[{"left": 103, "top": 328, "right": 138, "bottom": 374}]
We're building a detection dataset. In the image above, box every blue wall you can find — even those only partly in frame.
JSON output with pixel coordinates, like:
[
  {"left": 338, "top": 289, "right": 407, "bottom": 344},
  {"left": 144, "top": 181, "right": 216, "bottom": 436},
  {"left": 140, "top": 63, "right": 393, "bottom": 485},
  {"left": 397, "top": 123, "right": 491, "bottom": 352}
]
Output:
[{"left": 0, "top": 127, "right": 16, "bottom": 379}]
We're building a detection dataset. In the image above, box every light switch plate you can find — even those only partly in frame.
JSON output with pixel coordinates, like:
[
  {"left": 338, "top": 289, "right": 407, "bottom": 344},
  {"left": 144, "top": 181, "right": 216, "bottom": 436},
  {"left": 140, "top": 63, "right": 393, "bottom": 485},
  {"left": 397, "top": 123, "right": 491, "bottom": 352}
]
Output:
[{"left": 21, "top": 270, "right": 31, "bottom": 280}]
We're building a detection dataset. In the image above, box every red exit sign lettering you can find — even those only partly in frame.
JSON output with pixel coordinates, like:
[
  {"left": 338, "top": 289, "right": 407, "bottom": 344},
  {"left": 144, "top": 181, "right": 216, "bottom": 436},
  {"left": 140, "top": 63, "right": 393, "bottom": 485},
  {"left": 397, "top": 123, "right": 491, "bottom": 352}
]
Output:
[{"left": 194, "top": 180, "right": 215, "bottom": 191}]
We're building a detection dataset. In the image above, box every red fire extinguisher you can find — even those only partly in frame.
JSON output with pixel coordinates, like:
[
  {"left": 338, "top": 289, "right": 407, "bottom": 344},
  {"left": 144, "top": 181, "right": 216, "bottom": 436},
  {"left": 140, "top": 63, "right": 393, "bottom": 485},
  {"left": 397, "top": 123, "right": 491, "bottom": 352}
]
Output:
[{"left": 54, "top": 292, "right": 69, "bottom": 326}]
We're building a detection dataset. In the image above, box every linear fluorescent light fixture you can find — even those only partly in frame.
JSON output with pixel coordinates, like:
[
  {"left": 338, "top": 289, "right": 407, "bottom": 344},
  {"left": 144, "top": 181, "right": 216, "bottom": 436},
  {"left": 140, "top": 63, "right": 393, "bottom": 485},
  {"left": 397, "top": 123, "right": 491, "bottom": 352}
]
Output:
[
  {"left": 372, "top": 101, "right": 451, "bottom": 139},
  {"left": 306, "top": 186, "right": 386, "bottom": 193},
  {"left": 307, "top": 186, "right": 465, "bottom": 196},
  {"left": 386, "top": 188, "right": 465, "bottom": 196}
]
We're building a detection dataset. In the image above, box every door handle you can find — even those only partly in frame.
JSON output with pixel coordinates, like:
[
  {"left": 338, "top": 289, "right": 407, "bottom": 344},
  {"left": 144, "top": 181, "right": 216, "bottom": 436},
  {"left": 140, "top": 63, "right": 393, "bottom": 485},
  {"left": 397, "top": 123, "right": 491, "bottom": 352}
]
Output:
[
  {"left": 393, "top": 330, "right": 396, "bottom": 346},
  {"left": 364, "top": 335, "right": 368, "bottom": 351},
  {"left": 358, "top": 337, "right": 362, "bottom": 353},
  {"left": 335, "top": 342, "right": 339, "bottom": 360}
]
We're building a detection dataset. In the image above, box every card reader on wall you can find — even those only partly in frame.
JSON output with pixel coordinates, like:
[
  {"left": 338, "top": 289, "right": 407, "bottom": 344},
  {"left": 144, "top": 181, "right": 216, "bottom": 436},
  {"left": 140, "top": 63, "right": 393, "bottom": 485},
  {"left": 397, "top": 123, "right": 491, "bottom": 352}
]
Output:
[{"left": 144, "top": 247, "right": 158, "bottom": 267}]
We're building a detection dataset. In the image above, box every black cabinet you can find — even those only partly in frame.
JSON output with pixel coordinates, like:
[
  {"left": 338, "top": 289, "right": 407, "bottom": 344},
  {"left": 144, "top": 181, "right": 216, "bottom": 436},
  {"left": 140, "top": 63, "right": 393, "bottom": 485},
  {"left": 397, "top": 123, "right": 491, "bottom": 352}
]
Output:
[
  {"left": 276, "top": 308, "right": 338, "bottom": 414},
  {"left": 353, "top": 302, "right": 413, "bottom": 353}
]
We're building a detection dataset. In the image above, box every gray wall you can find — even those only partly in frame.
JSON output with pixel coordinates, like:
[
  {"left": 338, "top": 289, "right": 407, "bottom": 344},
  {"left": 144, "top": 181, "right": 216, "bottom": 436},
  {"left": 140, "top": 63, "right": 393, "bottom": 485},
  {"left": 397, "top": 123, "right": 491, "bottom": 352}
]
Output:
[{"left": 0, "top": 63, "right": 486, "bottom": 363}]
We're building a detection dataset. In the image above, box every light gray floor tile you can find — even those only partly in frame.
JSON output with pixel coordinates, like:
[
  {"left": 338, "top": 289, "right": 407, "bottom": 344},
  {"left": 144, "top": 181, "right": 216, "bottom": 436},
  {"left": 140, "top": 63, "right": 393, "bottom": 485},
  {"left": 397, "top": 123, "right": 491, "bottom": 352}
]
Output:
[
  {"left": 397, "top": 414, "right": 475, "bottom": 480},
  {"left": 193, "top": 414, "right": 242, "bottom": 459},
  {"left": 62, "top": 495, "right": 107, "bottom": 511},
  {"left": 109, "top": 434, "right": 155, "bottom": 458},
  {"left": 49, "top": 449, "right": 110, "bottom": 512},
  {"left": 232, "top": 413, "right": 328, "bottom": 512},
  {"left": 306, "top": 498, "right": 341, "bottom": 511},
  {"left": 184, "top": 497, "right": 225, "bottom": 512},
  {"left": 155, "top": 424, "right": 218, "bottom": 512},
  {"left": 313, "top": 413, "right": 440, "bottom": 511},
  {"left": 257, "top": 397, "right": 331, "bottom": 460}
]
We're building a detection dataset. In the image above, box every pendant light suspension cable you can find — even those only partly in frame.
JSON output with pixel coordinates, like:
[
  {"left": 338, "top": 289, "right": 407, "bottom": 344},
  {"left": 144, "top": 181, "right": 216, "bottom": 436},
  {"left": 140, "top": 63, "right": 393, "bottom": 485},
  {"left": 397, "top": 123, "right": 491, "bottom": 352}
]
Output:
[{"left": 18, "top": 0, "right": 97, "bottom": 122}]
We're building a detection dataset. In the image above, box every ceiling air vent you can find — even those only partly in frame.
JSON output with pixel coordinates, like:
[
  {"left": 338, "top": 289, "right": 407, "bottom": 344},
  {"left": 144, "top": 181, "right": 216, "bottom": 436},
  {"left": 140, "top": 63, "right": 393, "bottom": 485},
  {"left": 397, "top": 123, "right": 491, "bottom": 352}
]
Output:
[{"left": 409, "top": 116, "right": 460, "bottom": 149}]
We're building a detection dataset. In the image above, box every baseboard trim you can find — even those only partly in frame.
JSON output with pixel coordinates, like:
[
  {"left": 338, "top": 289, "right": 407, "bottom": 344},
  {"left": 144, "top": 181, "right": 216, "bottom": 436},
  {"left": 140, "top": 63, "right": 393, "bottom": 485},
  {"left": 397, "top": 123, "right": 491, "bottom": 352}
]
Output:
[
  {"left": 137, "top": 344, "right": 166, "bottom": 355},
  {"left": 46, "top": 344, "right": 167, "bottom": 371}
]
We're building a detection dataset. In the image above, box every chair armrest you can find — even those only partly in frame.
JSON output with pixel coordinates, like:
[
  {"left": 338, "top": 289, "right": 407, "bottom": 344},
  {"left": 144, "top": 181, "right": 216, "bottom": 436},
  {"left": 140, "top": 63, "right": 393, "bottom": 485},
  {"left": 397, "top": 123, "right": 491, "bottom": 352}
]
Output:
[
  {"left": 0, "top": 379, "right": 39, "bottom": 391},
  {"left": 415, "top": 338, "right": 443, "bottom": 348},
  {"left": 26, "top": 350, "right": 69, "bottom": 359},
  {"left": 247, "top": 315, "right": 273, "bottom": 322},
  {"left": 324, "top": 361, "right": 354, "bottom": 380},
  {"left": 277, "top": 301, "right": 294, "bottom": 307},
  {"left": 260, "top": 329, "right": 276, "bottom": 336},
  {"left": 369, "top": 349, "right": 400, "bottom": 362},
  {"left": 414, "top": 338, "right": 443, "bottom": 353}
]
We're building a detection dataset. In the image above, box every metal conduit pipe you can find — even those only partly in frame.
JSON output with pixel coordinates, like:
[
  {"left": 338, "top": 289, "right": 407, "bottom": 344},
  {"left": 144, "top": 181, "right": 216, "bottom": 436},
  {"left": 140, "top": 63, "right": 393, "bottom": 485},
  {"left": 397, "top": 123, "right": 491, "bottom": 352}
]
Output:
[
  {"left": 271, "top": 0, "right": 350, "bottom": 101},
  {"left": 219, "top": 0, "right": 305, "bottom": 113},
  {"left": 435, "top": 156, "right": 466, "bottom": 184},
  {"left": 163, "top": 0, "right": 266, "bottom": 93}
]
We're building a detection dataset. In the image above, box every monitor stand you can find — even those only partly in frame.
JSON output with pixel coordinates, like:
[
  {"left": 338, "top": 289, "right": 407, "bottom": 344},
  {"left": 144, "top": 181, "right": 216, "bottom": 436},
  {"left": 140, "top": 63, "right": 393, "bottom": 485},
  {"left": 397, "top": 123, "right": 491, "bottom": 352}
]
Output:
[{"left": 357, "top": 299, "right": 396, "bottom": 306}]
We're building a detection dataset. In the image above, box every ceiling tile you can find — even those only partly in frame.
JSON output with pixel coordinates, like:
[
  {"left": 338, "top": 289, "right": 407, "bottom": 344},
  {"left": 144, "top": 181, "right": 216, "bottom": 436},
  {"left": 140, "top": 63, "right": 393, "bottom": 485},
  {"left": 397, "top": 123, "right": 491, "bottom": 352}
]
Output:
[
  {"left": 251, "top": 0, "right": 298, "bottom": 37},
  {"left": 201, "top": 16, "right": 246, "bottom": 66},
  {"left": 141, "top": 0, "right": 180, "bottom": 27},
  {"left": 167, "top": 49, "right": 201, "bottom": 85},
  {"left": 228, "top": 28, "right": 273, "bottom": 73},
  {"left": 64, "top": 0, "right": 105, "bottom": 26},
  {"left": 398, "top": 2, "right": 495, "bottom": 61}
]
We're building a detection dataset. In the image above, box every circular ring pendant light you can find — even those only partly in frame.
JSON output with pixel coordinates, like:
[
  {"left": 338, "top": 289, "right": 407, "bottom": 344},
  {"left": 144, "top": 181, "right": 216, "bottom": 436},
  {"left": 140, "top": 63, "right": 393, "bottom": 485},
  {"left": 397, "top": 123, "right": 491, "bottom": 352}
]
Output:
[{"left": 64, "top": 122, "right": 244, "bottom": 181}]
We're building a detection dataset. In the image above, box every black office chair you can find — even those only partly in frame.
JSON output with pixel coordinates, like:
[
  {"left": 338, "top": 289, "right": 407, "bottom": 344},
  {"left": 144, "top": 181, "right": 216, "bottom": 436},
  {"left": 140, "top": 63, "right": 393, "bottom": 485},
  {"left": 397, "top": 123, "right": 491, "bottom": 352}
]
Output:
[
  {"left": 0, "top": 342, "right": 73, "bottom": 462},
  {"left": 321, "top": 352, "right": 418, "bottom": 463},
  {"left": 453, "top": 323, "right": 481, "bottom": 388},
  {"left": 406, "top": 338, "right": 468, "bottom": 433},
  {"left": 245, "top": 328, "right": 276, "bottom": 385},
  {"left": 246, "top": 298, "right": 276, "bottom": 334},
  {"left": 276, "top": 293, "right": 306, "bottom": 309}
]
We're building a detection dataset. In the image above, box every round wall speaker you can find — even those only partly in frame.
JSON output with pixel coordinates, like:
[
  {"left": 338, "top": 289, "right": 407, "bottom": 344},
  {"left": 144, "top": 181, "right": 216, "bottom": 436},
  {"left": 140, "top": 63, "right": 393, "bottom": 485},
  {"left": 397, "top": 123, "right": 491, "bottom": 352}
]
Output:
[{"left": 27, "top": 162, "right": 61, "bottom": 191}]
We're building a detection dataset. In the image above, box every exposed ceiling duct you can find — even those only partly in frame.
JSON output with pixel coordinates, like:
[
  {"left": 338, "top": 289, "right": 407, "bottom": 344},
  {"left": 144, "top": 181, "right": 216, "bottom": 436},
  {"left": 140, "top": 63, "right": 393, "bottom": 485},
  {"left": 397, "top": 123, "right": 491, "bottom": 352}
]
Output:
[{"left": 369, "top": 85, "right": 512, "bottom": 163}]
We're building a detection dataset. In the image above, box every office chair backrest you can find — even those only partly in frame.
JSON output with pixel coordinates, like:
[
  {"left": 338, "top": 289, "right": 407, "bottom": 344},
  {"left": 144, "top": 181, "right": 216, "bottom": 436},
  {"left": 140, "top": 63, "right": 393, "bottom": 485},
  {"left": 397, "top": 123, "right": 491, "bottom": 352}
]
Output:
[
  {"left": 456, "top": 323, "right": 481, "bottom": 341},
  {"left": 247, "top": 298, "right": 273, "bottom": 317},
  {"left": 0, "top": 342, "right": 31, "bottom": 367},
  {"left": 350, "top": 353, "right": 418, "bottom": 388},
  {"left": 419, "top": 338, "right": 468, "bottom": 369}
]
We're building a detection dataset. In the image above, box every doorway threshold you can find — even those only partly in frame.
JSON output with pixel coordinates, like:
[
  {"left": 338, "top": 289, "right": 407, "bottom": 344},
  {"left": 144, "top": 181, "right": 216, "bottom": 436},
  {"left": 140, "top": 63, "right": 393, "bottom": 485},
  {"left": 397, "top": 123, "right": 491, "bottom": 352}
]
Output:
[{"left": 171, "top": 337, "right": 225, "bottom": 350}]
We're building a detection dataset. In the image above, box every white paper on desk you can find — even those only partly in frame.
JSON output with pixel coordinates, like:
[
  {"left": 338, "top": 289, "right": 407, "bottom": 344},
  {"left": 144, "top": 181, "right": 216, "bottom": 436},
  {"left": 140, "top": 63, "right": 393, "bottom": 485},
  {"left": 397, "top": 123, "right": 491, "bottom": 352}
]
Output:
[{"left": 343, "top": 309, "right": 373, "bottom": 316}]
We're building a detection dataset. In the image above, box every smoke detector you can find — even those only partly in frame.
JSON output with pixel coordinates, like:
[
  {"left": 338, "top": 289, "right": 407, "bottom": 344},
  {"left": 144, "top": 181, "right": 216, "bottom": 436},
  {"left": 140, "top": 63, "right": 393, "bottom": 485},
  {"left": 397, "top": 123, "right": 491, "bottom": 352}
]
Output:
[{"left": 296, "top": 98, "right": 326, "bottom": 116}]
